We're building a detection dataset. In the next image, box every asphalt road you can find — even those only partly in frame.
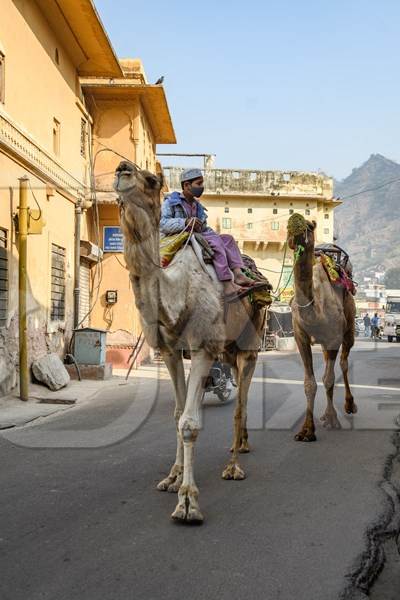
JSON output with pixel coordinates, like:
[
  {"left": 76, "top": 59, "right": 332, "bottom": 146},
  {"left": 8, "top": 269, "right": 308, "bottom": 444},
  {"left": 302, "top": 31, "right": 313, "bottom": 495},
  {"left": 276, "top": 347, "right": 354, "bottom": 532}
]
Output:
[{"left": 1, "top": 339, "right": 399, "bottom": 600}]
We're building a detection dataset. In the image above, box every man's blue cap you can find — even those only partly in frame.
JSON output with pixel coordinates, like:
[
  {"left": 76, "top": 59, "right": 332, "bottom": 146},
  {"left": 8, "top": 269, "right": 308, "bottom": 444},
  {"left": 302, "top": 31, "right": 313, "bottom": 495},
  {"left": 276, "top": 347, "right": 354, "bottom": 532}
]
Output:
[{"left": 180, "top": 168, "right": 203, "bottom": 183}]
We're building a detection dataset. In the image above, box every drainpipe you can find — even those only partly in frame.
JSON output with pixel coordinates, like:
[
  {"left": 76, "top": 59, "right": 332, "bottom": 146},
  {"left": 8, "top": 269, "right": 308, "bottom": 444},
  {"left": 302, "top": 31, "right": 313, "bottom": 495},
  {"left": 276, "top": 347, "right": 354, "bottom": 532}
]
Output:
[
  {"left": 18, "top": 176, "right": 29, "bottom": 401},
  {"left": 73, "top": 199, "right": 82, "bottom": 329}
]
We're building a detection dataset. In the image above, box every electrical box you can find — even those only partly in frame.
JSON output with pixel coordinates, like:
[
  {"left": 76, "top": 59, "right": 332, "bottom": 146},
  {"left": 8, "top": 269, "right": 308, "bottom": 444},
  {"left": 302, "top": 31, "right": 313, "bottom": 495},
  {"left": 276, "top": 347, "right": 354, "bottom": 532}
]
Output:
[
  {"left": 14, "top": 211, "right": 46, "bottom": 235},
  {"left": 105, "top": 290, "right": 118, "bottom": 305},
  {"left": 73, "top": 327, "right": 107, "bottom": 365},
  {"left": 28, "top": 210, "right": 46, "bottom": 234}
]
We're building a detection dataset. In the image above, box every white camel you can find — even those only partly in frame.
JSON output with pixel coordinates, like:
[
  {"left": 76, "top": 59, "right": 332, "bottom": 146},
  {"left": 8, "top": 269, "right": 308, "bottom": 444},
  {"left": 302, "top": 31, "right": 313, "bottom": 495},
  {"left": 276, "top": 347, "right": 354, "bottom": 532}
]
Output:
[{"left": 114, "top": 161, "right": 269, "bottom": 523}]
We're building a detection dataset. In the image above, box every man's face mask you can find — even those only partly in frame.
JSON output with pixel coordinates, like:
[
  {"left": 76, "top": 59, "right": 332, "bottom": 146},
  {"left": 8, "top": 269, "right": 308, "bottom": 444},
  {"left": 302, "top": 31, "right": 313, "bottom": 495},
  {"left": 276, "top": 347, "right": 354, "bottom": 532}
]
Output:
[{"left": 191, "top": 184, "right": 204, "bottom": 198}]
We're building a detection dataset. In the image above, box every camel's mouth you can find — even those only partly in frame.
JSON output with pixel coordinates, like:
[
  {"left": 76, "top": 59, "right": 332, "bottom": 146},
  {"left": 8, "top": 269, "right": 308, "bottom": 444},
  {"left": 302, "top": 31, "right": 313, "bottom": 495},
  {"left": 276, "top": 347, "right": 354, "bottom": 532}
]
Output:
[{"left": 114, "top": 161, "right": 137, "bottom": 193}]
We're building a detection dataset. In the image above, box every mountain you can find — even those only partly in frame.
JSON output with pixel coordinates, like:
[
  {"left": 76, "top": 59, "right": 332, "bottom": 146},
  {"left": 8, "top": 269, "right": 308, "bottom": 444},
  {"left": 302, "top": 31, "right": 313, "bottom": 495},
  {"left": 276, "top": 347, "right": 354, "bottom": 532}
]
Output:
[{"left": 334, "top": 154, "right": 400, "bottom": 278}]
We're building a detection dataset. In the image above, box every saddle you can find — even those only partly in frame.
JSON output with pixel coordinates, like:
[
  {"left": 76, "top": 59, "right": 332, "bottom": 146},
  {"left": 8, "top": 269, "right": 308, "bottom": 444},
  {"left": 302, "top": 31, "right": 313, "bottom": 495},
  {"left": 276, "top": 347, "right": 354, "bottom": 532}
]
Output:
[
  {"left": 314, "top": 243, "right": 352, "bottom": 276},
  {"left": 314, "top": 243, "right": 356, "bottom": 294}
]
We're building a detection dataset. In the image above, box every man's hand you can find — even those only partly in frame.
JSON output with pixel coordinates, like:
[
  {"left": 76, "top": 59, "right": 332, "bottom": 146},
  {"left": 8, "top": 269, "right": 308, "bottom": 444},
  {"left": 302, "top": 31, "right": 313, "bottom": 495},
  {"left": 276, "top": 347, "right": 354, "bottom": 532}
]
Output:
[{"left": 186, "top": 217, "right": 203, "bottom": 232}]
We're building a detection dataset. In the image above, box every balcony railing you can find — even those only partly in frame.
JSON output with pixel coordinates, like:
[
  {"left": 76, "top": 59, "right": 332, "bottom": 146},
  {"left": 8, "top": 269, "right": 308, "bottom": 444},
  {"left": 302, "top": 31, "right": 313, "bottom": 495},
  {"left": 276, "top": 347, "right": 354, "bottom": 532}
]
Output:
[
  {"left": 0, "top": 110, "right": 85, "bottom": 195},
  {"left": 163, "top": 166, "right": 332, "bottom": 198}
]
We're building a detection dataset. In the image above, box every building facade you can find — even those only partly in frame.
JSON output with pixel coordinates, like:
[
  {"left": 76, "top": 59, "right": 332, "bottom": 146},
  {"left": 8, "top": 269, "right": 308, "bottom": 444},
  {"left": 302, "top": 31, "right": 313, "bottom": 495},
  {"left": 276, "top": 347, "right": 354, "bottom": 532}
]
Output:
[
  {"left": 81, "top": 58, "right": 175, "bottom": 363},
  {"left": 163, "top": 166, "right": 339, "bottom": 299},
  {"left": 0, "top": 0, "right": 175, "bottom": 394}
]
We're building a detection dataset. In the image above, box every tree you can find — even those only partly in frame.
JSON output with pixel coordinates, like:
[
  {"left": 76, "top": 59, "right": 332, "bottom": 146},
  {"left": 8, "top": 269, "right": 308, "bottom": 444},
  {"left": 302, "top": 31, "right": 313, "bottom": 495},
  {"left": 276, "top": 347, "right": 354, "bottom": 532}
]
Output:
[{"left": 384, "top": 267, "right": 400, "bottom": 289}]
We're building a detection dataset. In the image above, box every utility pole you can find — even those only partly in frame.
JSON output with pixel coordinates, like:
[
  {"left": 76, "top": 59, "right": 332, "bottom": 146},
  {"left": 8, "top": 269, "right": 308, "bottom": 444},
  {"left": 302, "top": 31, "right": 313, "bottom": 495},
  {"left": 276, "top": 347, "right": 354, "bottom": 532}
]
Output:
[
  {"left": 73, "top": 200, "right": 82, "bottom": 329},
  {"left": 18, "top": 177, "right": 29, "bottom": 401}
]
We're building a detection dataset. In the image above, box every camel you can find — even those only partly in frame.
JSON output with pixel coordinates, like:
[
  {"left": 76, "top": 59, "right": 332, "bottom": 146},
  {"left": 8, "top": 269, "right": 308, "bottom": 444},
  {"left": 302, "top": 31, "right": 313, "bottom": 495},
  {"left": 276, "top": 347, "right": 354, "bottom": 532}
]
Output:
[
  {"left": 114, "top": 161, "right": 269, "bottom": 523},
  {"left": 287, "top": 213, "right": 358, "bottom": 442}
]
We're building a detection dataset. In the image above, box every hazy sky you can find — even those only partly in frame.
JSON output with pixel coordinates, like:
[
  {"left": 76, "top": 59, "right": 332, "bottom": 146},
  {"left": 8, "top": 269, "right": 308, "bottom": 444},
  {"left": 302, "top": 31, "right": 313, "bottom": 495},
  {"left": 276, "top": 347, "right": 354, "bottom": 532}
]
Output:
[{"left": 95, "top": 0, "right": 400, "bottom": 180}]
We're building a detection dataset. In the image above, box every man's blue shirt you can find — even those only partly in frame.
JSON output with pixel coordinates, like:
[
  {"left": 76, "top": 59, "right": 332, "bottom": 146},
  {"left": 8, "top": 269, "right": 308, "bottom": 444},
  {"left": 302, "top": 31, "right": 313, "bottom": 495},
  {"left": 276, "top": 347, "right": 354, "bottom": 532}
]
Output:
[{"left": 160, "top": 191, "right": 210, "bottom": 235}]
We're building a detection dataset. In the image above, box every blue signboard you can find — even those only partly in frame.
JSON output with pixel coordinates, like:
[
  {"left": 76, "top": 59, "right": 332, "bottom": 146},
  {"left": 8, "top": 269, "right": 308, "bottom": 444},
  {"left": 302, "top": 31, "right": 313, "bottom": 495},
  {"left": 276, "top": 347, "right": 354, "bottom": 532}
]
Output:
[{"left": 103, "top": 226, "right": 124, "bottom": 253}]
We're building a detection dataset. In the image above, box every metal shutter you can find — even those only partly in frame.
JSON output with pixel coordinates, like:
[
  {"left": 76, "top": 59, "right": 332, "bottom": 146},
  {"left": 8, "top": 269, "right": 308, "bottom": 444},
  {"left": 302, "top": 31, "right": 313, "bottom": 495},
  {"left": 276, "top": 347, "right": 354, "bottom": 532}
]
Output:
[
  {"left": 51, "top": 243, "right": 66, "bottom": 321},
  {"left": 79, "top": 260, "right": 90, "bottom": 327},
  {"left": 0, "top": 229, "right": 8, "bottom": 328}
]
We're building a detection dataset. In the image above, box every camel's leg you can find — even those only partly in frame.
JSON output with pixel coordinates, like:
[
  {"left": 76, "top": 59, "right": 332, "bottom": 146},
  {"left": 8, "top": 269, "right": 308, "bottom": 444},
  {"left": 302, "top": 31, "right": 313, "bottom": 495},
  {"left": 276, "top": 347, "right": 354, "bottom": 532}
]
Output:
[
  {"left": 157, "top": 349, "right": 186, "bottom": 493},
  {"left": 340, "top": 338, "right": 357, "bottom": 415},
  {"left": 320, "top": 349, "right": 341, "bottom": 429},
  {"left": 171, "top": 349, "right": 213, "bottom": 523},
  {"left": 295, "top": 337, "right": 317, "bottom": 442},
  {"left": 223, "top": 351, "right": 257, "bottom": 480}
]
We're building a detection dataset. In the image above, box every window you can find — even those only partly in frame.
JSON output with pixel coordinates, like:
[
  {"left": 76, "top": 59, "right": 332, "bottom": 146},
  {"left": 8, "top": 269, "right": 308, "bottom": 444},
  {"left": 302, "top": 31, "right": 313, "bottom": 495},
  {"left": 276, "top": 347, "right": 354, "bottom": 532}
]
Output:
[
  {"left": 51, "top": 244, "right": 66, "bottom": 321},
  {"left": 324, "top": 228, "right": 329, "bottom": 235},
  {"left": 246, "top": 223, "right": 253, "bottom": 230},
  {"left": 305, "top": 209, "right": 310, "bottom": 216},
  {"left": 0, "top": 52, "right": 5, "bottom": 104},
  {"left": 80, "top": 118, "right": 87, "bottom": 157},
  {"left": 0, "top": 229, "right": 8, "bottom": 328},
  {"left": 53, "top": 118, "right": 60, "bottom": 156},
  {"left": 289, "top": 209, "right": 294, "bottom": 215},
  {"left": 271, "top": 222, "right": 280, "bottom": 230},
  {"left": 224, "top": 207, "right": 230, "bottom": 213},
  {"left": 324, "top": 213, "right": 329, "bottom": 219},
  {"left": 247, "top": 208, "right": 252, "bottom": 214},
  {"left": 273, "top": 208, "right": 278, "bottom": 214},
  {"left": 222, "top": 218, "right": 231, "bottom": 229}
]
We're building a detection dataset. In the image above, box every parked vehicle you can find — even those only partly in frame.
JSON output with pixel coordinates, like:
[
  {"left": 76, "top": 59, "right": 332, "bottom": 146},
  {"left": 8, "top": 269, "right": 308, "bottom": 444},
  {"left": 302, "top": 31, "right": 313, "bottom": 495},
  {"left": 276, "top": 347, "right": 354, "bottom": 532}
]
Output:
[
  {"left": 383, "top": 296, "right": 400, "bottom": 342},
  {"left": 203, "top": 361, "right": 234, "bottom": 403},
  {"left": 355, "top": 318, "right": 365, "bottom": 337}
]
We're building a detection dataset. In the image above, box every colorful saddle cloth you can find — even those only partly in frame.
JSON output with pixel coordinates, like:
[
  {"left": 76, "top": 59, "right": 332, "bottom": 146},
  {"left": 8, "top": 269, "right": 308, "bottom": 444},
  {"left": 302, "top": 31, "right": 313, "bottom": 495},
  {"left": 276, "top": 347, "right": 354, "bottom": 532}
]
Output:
[
  {"left": 319, "top": 253, "right": 356, "bottom": 295},
  {"left": 160, "top": 231, "right": 190, "bottom": 267}
]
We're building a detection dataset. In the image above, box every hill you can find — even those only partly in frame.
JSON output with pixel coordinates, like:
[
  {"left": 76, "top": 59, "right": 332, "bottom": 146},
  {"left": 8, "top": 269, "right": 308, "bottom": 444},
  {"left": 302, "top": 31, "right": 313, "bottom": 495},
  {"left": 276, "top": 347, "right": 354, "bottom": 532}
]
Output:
[{"left": 334, "top": 154, "right": 400, "bottom": 278}]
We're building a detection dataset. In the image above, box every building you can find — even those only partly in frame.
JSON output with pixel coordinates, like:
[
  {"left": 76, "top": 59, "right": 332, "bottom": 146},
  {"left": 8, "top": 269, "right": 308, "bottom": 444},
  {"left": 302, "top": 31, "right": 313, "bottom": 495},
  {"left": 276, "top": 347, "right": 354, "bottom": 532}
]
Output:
[
  {"left": 81, "top": 58, "right": 175, "bottom": 360},
  {"left": 0, "top": 0, "right": 175, "bottom": 394},
  {"left": 163, "top": 166, "right": 338, "bottom": 298}
]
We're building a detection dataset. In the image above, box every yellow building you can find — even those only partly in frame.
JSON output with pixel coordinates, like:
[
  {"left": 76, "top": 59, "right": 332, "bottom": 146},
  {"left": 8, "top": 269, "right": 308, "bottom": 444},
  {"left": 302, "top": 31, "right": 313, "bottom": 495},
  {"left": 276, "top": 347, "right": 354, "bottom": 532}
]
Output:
[
  {"left": 0, "top": 0, "right": 175, "bottom": 393},
  {"left": 163, "top": 166, "right": 339, "bottom": 298},
  {"left": 81, "top": 58, "right": 175, "bottom": 362}
]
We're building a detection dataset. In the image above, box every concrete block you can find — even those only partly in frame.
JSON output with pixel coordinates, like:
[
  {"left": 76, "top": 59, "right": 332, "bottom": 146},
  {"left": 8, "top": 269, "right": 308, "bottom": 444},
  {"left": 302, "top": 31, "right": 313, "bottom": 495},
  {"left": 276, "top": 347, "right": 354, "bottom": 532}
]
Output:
[
  {"left": 31, "top": 353, "right": 70, "bottom": 391},
  {"left": 65, "top": 363, "right": 112, "bottom": 381}
]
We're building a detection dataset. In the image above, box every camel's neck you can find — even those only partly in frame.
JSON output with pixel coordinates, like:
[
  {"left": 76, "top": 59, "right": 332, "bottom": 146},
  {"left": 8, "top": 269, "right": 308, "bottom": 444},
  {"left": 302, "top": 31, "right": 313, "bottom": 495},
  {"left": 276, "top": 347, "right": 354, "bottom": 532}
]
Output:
[
  {"left": 293, "top": 244, "right": 314, "bottom": 306},
  {"left": 123, "top": 226, "right": 160, "bottom": 279}
]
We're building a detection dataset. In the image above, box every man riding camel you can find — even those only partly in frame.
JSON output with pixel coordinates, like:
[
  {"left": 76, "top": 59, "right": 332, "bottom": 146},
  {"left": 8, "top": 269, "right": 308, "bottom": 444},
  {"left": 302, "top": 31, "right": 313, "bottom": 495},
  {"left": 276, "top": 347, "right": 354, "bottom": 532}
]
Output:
[{"left": 160, "top": 168, "right": 263, "bottom": 299}]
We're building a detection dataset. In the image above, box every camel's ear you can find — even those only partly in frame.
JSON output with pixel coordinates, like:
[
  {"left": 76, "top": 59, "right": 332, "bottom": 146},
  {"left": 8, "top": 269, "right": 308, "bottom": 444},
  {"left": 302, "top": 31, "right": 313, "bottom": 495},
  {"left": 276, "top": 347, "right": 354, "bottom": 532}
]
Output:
[
  {"left": 144, "top": 173, "right": 163, "bottom": 191},
  {"left": 311, "top": 220, "right": 317, "bottom": 231}
]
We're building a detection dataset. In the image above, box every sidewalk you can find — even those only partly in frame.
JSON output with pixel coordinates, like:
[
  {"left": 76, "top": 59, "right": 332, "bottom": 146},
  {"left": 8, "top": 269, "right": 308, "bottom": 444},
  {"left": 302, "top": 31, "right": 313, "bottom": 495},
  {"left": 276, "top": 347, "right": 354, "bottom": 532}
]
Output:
[{"left": 0, "top": 362, "right": 176, "bottom": 431}]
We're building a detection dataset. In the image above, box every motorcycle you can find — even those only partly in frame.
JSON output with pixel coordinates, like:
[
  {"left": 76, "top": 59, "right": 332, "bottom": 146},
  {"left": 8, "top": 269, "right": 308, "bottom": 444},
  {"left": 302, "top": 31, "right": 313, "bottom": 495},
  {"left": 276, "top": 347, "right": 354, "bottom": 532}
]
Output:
[{"left": 202, "top": 361, "right": 235, "bottom": 403}]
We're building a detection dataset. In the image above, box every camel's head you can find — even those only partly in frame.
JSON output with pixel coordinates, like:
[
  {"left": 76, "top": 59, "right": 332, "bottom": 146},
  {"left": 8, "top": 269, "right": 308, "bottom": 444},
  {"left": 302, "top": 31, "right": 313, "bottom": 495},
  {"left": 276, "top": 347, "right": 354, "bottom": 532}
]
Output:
[
  {"left": 114, "top": 161, "right": 163, "bottom": 235},
  {"left": 287, "top": 213, "right": 316, "bottom": 252}
]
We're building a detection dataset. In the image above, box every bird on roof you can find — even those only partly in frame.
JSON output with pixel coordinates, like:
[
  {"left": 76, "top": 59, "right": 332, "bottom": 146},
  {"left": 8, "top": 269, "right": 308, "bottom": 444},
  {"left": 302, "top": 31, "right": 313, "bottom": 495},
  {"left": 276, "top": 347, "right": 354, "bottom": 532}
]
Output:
[{"left": 154, "top": 76, "right": 164, "bottom": 85}]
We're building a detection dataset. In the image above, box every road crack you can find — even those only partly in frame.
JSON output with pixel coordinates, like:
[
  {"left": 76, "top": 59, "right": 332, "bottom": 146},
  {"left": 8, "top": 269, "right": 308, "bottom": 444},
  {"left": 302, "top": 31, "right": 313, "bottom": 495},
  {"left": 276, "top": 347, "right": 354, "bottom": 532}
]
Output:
[{"left": 340, "top": 430, "right": 400, "bottom": 599}]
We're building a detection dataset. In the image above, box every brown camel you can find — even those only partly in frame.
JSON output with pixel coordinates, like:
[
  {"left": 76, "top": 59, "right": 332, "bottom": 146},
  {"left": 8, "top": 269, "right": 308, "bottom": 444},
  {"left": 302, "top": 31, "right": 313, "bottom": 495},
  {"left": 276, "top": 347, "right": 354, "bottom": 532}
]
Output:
[
  {"left": 287, "top": 214, "right": 357, "bottom": 442},
  {"left": 114, "top": 161, "right": 270, "bottom": 522}
]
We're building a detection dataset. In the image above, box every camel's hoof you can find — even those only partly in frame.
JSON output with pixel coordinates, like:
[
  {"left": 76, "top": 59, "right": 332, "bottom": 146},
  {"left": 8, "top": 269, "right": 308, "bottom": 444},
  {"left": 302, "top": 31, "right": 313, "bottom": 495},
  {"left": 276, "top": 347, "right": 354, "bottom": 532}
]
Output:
[
  {"left": 171, "top": 486, "right": 203, "bottom": 524},
  {"left": 222, "top": 462, "right": 246, "bottom": 480},
  {"left": 167, "top": 478, "right": 182, "bottom": 493},
  {"left": 186, "top": 507, "right": 204, "bottom": 523},
  {"left": 171, "top": 506, "right": 203, "bottom": 524},
  {"left": 157, "top": 465, "right": 183, "bottom": 492},
  {"left": 230, "top": 442, "right": 250, "bottom": 454},
  {"left": 294, "top": 431, "right": 317, "bottom": 442},
  {"left": 345, "top": 399, "right": 358, "bottom": 415},
  {"left": 171, "top": 504, "right": 187, "bottom": 521},
  {"left": 157, "top": 478, "right": 170, "bottom": 492},
  {"left": 320, "top": 413, "right": 342, "bottom": 429},
  {"left": 239, "top": 440, "right": 250, "bottom": 453}
]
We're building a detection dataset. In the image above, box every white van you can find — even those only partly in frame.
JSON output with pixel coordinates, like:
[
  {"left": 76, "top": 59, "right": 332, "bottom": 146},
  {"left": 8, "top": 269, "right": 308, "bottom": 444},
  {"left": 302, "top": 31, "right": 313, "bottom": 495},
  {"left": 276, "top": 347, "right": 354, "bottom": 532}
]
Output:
[{"left": 383, "top": 296, "right": 400, "bottom": 342}]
